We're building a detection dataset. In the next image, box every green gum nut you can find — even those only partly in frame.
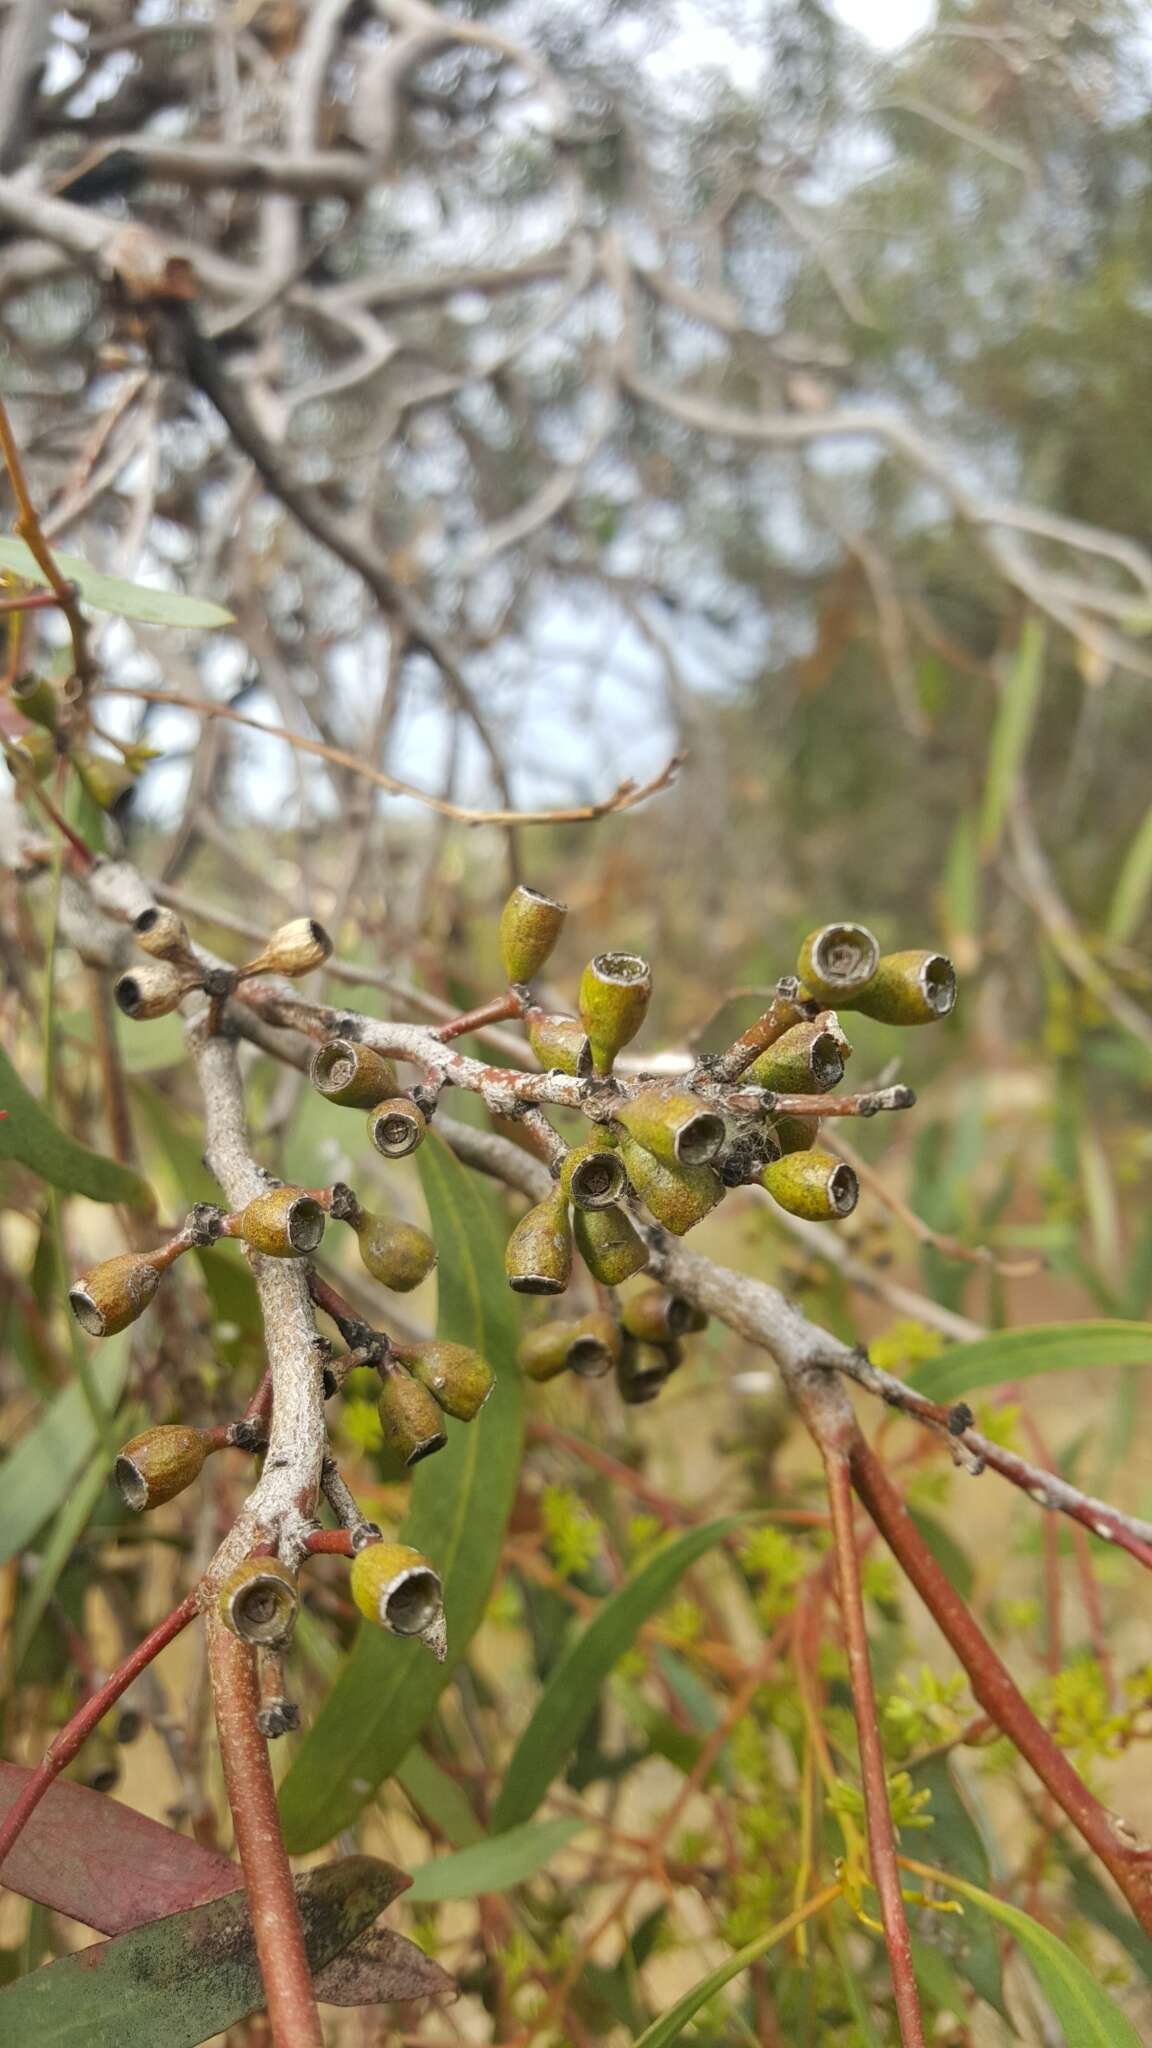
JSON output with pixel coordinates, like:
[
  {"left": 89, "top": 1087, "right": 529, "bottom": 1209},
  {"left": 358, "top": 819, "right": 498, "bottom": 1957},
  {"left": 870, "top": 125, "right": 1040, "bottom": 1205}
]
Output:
[
  {"left": 771, "top": 1114, "right": 819, "bottom": 1156},
  {"left": 350, "top": 1541, "right": 444, "bottom": 1637},
  {"left": 559, "top": 1141, "right": 627, "bottom": 1211},
  {"left": 218, "top": 1556, "right": 299, "bottom": 1647},
  {"left": 237, "top": 1186, "right": 326, "bottom": 1257},
  {"left": 115, "top": 1424, "right": 207, "bottom": 1510},
  {"left": 69, "top": 1252, "right": 162, "bottom": 1338},
  {"left": 747, "top": 1018, "right": 847, "bottom": 1095},
  {"left": 565, "top": 1310, "right": 621, "bottom": 1378},
  {"left": 796, "top": 923, "right": 880, "bottom": 1004},
  {"left": 404, "top": 1339, "right": 494, "bottom": 1420},
  {"left": 504, "top": 1186, "right": 573, "bottom": 1295},
  {"left": 499, "top": 884, "right": 567, "bottom": 984},
  {"left": 73, "top": 747, "right": 135, "bottom": 811},
  {"left": 312, "top": 1037, "right": 398, "bottom": 1108},
  {"left": 355, "top": 1210, "right": 437, "bottom": 1291},
  {"left": 620, "top": 1287, "right": 699, "bottom": 1344},
  {"left": 760, "top": 1149, "right": 859, "bottom": 1222},
  {"left": 10, "top": 728, "right": 56, "bottom": 780},
  {"left": 524, "top": 1009, "right": 589, "bottom": 1076},
  {"left": 378, "top": 1370, "right": 447, "bottom": 1466},
  {"left": 12, "top": 672, "right": 59, "bottom": 731},
  {"left": 618, "top": 1136, "right": 723, "bottom": 1237},
  {"left": 578, "top": 952, "right": 652, "bottom": 1075},
  {"left": 847, "top": 950, "right": 957, "bottom": 1026},
  {"left": 614, "top": 1089, "right": 726, "bottom": 1169},
  {"left": 616, "top": 1338, "right": 676, "bottom": 1405},
  {"left": 573, "top": 1201, "right": 649, "bottom": 1285},
  {"left": 518, "top": 1321, "right": 578, "bottom": 1382},
  {"left": 368, "top": 1097, "right": 427, "bottom": 1159}
]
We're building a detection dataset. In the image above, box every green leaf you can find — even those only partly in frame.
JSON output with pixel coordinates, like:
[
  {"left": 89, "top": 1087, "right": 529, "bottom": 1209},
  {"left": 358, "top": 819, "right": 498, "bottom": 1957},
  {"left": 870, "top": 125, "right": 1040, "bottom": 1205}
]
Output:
[
  {"left": 396, "top": 1747, "right": 485, "bottom": 1848},
  {"left": 922, "top": 1869, "right": 1143, "bottom": 2047},
  {"left": 1106, "top": 802, "right": 1152, "bottom": 947},
  {"left": 406, "top": 1817, "right": 584, "bottom": 1902},
  {"left": 906, "top": 1510, "right": 974, "bottom": 1603},
  {"left": 0, "top": 1855, "right": 399, "bottom": 2048},
  {"left": 11, "top": 1453, "right": 116, "bottom": 1667},
  {"left": 279, "top": 1135, "right": 524, "bottom": 1851},
  {"left": 491, "top": 1516, "right": 741, "bottom": 1834},
  {"left": 979, "top": 618, "right": 1045, "bottom": 855},
  {"left": 0, "top": 537, "right": 233, "bottom": 629},
  {"left": 631, "top": 1887, "right": 840, "bottom": 2048},
  {"left": 0, "top": 1340, "right": 131, "bottom": 1566},
  {"left": 0, "top": 1045, "right": 154, "bottom": 1209},
  {"left": 913, "top": 1321, "right": 1152, "bottom": 1405}
]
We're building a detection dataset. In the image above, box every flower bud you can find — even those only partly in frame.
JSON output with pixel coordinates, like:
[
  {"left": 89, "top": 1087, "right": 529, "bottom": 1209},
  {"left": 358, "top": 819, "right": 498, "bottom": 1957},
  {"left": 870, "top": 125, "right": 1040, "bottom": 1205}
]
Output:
[
  {"left": 115, "top": 959, "right": 200, "bottom": 1020},
  {"left": 350, "top": 1541, "right": 445, "bottom": 1641},
  {"left": 771, "top": 1114, "right": 819, "bottom": 1156},
  {"left": 133, "top": 905, "right": 193, "bottom": 962},
  {"left": 353, "top": 1209, "right": 437, "bottom": 1291},
  {"left": 239, "top": 917, "right": 333, "bottom": 979},
  {"left": 573, "top": 1201, "right": 649, "bottom": 1285},
  {"left": 312, "top": 1036, "right": 397, "bottom": 1108},
  {"left": 614, "top": 1089, "right": 726, "bottom": 1170},
  {"left": 616, "top": 1338, "right": 677, "bottom": 1405},
  {"left": 9, "top": 728, "right": 56, "bottom": 780},
  {"left": 846, "top": 950, "right": 957, "bottom": 1026},
  {"left": 115, "top": 1424, "right": 208, "bottom": 1511},
  {"left": 796, "top": 923, "right": 880, "bottom": 1004},
  {"left": 578, "top": 953, "right": 652, "bottom": 1075},
  {"left": 620, "top": 1288, "right": 700, "bottom": 1344},
  {"left": 368, "top": 1097, "right": 427, "bottom": 1159},
  {"left": 378, "top": 1370, "right": 448, "bottom": 1465},
  {"left": 235, "top": 1186, "right": 326, "bottom": 1257},
  {"left": 505, "top": 1186, "right": 573, "bottom": 1296},
  {"left": 218, "top": 1556, "right": 299, "bottom": 1647},
  {"left": 618, "top": 1137, "right": 723, "bottom": 1237},
  {"left": 73, "top": 747, "right": 135, "bottom": 812},
  {"left": 499, "top": 884, "right": 567, "bottom": 985},
  {"left": 746, "top": 1018, "right": 847, "bottom": 1094},
  {"left": 565, "top": 1310, "right": 621, "bottom": 1378},
  {"left": 12, "top": 671, "right": 59, "bottom": 731},
  {"left": 403, "top": 1339, "right": 494, "bottom": 1420},
  {"left": 559, "top": 1141, "right": 627, "bottom": 1211},
  {"left": 524, "top": 1009, "right": 589, "bottom": 1076},
  {"left": 69, "top": 1251, "right": 162, "bottom": 1337},
  {"left": 760, "top": 1149, "right": 858, "bottom": 1221}
]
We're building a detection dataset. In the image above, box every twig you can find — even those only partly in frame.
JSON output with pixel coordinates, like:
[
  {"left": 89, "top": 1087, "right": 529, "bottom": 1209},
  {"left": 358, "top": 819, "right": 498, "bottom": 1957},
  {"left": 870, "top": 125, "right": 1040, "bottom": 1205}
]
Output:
[{"left": 0, "top": 393, "right": 94, "bottom": 691}]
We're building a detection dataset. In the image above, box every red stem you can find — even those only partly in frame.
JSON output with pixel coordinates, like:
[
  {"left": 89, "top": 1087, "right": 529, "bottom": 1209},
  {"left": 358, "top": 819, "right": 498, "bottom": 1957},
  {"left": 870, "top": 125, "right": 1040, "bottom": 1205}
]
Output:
[
  {"left": 434, "top": 990, "right": 524, "bottom": 1041},
  {"left": 849, "top": 1432, "right": 1152, "bottom": 1933},
  {"left": 0, "top": 588, "right": 66, "bottom": 617},
  {"left": 823, "top": 1450, "right": 926, "bottom": 2048},
  {"left": 304, "top": 1529, "right": 354, "bottom": 1556},
  {"left": 0, "top": 1589, "right": 199, "bottom": 1873},
  {"left": 208, "top": 1617, "right": 324, "bottom": 2048}
]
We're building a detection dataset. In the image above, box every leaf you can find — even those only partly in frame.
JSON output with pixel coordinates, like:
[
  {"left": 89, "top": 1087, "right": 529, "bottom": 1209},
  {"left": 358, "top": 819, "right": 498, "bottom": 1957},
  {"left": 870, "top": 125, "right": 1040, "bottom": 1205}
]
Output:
[
  {"left": 907, "top": 1759, "right": 1005, "bottom": 2016},
  {"left": 979, "top": 618, "right": 1045, "bottom": 855},
  {"left": 491, "top": 1517, "right": 741, "bottom": 1834},
  {"left": 0, "top": 1340, "right": 131, "bottom": 1566},
  {"left": 1061, "top": 1850, "right": 1152, "bottom": 1984},
  {"left": 279, "top": 1136, "right": 524, "bottom": 1852},
  {"left": 0, "top": 537, "right": 233, "bottom": 629},
  {"left": 1106, "top": 802, "right": 1152, "bottom": 947},
  {"left": 631, "top": 1885, "right": 841, "bottom": 2048},
  {"left": 0, "top": 1767, "right": 450, "bottom": 2010},
  {"left": 0, "top": 1045, "right": 154, "bottom": 1209},
  {"left": 0, "top": 1856, "right": 400, "bottom": 2047},
  {"left": 405, "top": 1817, "right": 584, "bottom": 1901},
  {"left": 395, "top": 1747, "right": 485, "bottom": 1848},
  {"left": 913, "top": 1320, "right": 1152, "bottom": 1405},
  {"left": 914, "top": 1866, "right": 1143, "bottom": 2048},
  {"left": 906, "top": 1510, "right": 974, "bottom": 1603},
  {"left": 11, "top": 1454, "right": 115, "bottom": 1668}
]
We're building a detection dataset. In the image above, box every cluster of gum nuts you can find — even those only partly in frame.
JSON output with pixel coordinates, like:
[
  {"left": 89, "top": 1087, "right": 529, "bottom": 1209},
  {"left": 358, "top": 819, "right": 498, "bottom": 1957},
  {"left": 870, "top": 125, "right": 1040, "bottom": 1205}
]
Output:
[{"left": 62, "top": 893, "right": 954, "bottom": 1673}]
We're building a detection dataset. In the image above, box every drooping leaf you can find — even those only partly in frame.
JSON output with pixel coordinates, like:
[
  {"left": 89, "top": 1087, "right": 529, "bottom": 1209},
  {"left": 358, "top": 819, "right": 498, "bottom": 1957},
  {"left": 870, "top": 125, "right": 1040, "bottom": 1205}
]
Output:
[
  {"left": 491, "top": 1517, "right": 741, "bottom": 1834},
  {"left": 915, "top": 1866, "right": 1143, "bottom": 2047},
  {"left": 1061, "top": 1849, "right": 1152, "bottom": 1984},
  {"left": 280, "top": 1136, "right": 524, "bottom": 1851},
  {"left": 979, "top": 618, "right": 1045, "bottom": 855},
  {"left": 0, "top": 1045, "right": 154, "bottom": 1209},
  {"left": 405, "top": 1817, "right": 584, "bottom": 1901},
  {"left": 0, "top": 1340, "right": 131, "bottom": 1566},
  {"left": 914, "top": 1320, "right": 1152, "bottom": 1405},
  {"left": 630, "top": 1884, "right": 842, "bottom": 2048},
  {"left": 0, "top": 1856, "right": 401, "bottom": 2047},
  {"left": 1106, "top": 801, "right": 1152, "bottom": 947},
  {"left": 0, "top": 537, "right": 233, "bottom": 629},
  {"left": 11, "top": 1453, "right": 117, "bottom": 1667},
  {"left": 396, "top": 1747, "right": 485, "bottom": 1848},
  {"left": 907, "top": 1759, "right": 1006, "bottom": 2017},
  {"left": 0, "top": 1767, "right": 450, "bottom": 2009}
]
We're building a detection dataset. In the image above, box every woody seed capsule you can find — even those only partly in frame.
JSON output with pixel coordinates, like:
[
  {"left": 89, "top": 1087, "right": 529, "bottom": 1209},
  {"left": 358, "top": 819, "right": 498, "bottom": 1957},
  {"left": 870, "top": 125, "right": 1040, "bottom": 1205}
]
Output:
[
  {"left": 499, "top": 884, "right": 568, "bottom": 985},
  {"left": 565, "top": 1310, "right": 621, "bottom": 1378},
  {"left": 350, "top": 1541, "right": 445, "bottom": 1638},
  {"left": 73, "top": 747, "right": 135, "bottom": 812},
  {"left": 796, "top": 923, "right": 880, "bottom": 1004},
  {"left": 578, "top": 953, "right": 652, "bottom": 1075},
  {"left": 378, "top": 1370, "right": 448, "bottom": 1466},
  {"left": 572, "top": 1201, "right": 649, "bottom": 1286},
  {"left": 618, "top": 1135, "right": 723, "bottom": 1237},
  {"left": 368, "top": 1097, "right": 427, "bottom": 1159},
  {"left": 505, "top": 1186, "right": 573, "bottom": 1295},
  {"left": 559, "top": 1141, "right": 627, "bottom": 1211},
  {"left": 11, "top": 672, "right": 59, "bottom": 731},
  {"left": 235, "top": 1186, "right": 326, "bottom": 1257},
  {"left": 524, "top": 1009, "right": 589, "bottom": 1076},
  {"left": 133, "top": 905, "right": 193, "bottom": 962},
  {"left": 614, "top": 1089, "right": 726, "bottom": 1169},
  {"left": 760, "top": 1149, "right": 859, "bottom": 1222},
  {"left": 620, "top": 1288, "right": 698, "bottom": 1344},
  {"left": 403, "top": 1340, "right": 494, "bottom": 1420},
  {"left": 847, "top": 950, "right": 957, "bottom": 1026},
  {"left": 746, "top": 1018, "right": 847, "bottom": 1094},
  {"left": 311, "top": 1036, "right": 398, "bottom": 1108},
  {"left": 115, "top": 959, "right": 200, "bottom": 1020},
  {"left": 69, "top": 1252, "right": 162, "bottom": 1337},
  {"left": 9, "top": 729, "right": 56, "bottom": 780},
  {"left": 218, "top": 1556, "right": 299, "bottom": 1647},
  {"left": 238, "top": 917, "right": 333, "bottom": 979},
  {"left": 771, "top": 1113, "right": 820, "bottom": 1156},
  {"left": 354, "top": 1209, "right": 437, "bottom": 1292},
  {"left": 115, "top": 1424, "right": 208, "bottom": 1511},
  {"left": 616, "top": 1338, "right": 675, "bottom": 1405}
]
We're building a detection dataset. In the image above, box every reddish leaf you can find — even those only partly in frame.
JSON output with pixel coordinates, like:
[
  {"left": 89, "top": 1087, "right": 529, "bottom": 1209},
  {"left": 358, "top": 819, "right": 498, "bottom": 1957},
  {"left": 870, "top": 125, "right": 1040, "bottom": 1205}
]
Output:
[{"left": 0, "top": 1765, "right": 452, "bottom": 2008}]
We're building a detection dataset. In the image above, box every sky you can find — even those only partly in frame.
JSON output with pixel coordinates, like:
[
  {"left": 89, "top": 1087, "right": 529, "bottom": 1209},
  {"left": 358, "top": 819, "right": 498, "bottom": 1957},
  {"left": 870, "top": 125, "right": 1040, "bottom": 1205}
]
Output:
[{"left": 834, "top": 0, "right": 934, "bottom": 46}]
